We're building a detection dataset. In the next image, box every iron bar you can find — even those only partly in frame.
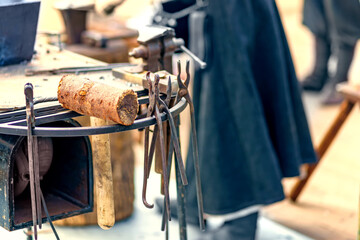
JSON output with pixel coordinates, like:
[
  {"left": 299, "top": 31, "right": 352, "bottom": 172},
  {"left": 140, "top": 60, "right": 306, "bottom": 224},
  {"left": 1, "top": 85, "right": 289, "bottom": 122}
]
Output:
[
  {"left": 174, "top": 125, "right": 187, "bottom": 240},
  {"left": 25, "top": 83, "right": 39, "bottom": 240}
]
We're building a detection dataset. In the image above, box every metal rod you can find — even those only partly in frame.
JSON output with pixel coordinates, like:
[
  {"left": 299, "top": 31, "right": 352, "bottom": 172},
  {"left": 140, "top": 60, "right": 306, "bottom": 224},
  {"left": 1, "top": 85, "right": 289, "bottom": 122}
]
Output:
[
  {"left": 155, "top": 106, "right": 171, "bottom": 218},
  {"left": 34, "top": 138, "right": 42, "bottom": 229},
  {"left": 147, "top": 124, "right": 158, "bottom": 178},
  {"left": 187, "top": 94, "right": 205, "bottom": 231},
  {"left": 40, "top": 189, "right": 60, "bottom": 240},
  {"left": 142, "top": 124, "right": 154, "bottom": 208},
  {"left": 159, "top": 102, "right": 187, "bottom": 185},
  {"left": 25, "top": 63, "right": 136, "bottom": 76},
  {"left": 25, "top": 84, "right": 38, "bottom": 240},
  {"left": 165, "top": 220, "right": 169, "bottom": 240},
  {"left": 161, "top": 135, "right": 174, "bottom": 231},
  {"left": 175, "top": 60, "right": 205, "bottom": 230},
  {"left": 174, "top": 125, "right": 187, "bottom": 240},
  {"left": 180, "top": 46, "right": 207, "bottom": 69}
]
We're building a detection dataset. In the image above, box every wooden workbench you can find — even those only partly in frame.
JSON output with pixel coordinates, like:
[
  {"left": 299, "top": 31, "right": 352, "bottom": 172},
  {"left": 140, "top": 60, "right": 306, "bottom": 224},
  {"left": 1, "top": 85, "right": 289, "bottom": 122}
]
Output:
[
  {"left": 0, "top": 43, "right": 142, "bottom": 110},
  {"left": 0, "top": 43, "right": 139, "bottom": 225}
]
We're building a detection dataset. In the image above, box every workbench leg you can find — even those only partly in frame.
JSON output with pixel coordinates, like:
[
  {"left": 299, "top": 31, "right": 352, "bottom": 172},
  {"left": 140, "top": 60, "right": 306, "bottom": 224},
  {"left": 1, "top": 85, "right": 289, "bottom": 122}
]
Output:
[
  {"left": 290, "top": 100, "right": 355, "bottom": 202},
  {"left": 175, "top": 126, "right": 187, "bottom": 240}
]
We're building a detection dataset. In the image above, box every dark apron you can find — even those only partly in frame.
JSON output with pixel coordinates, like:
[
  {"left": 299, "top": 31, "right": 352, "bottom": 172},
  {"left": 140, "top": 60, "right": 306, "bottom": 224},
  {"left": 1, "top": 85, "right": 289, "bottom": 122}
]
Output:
[{"left": 185, "top": 0, "right": 317, "bottom": 215}]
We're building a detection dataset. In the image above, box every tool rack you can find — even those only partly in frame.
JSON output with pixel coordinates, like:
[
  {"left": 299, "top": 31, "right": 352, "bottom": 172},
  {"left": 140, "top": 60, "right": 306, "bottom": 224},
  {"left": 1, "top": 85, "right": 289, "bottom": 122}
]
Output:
[{"left": 0, "top": 88, "right": 190, "bottom": 240}]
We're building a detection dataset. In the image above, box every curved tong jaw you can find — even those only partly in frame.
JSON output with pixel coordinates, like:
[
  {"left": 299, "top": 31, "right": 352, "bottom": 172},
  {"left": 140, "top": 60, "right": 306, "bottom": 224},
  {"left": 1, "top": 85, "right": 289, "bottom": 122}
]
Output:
[
  {"left": 164, "top": 76, "right": 172, "bottom": 107},
  {"left": 176, "top": 60, "right": 191, "bottom": 99},
  {"left": 146, "top": 72, "right": 155, "bottom": 116}
]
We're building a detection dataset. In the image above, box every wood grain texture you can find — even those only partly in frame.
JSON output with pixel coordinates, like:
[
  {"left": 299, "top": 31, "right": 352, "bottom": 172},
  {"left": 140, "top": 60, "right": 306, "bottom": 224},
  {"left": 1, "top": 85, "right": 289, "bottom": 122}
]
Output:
[
  {"left": 90, "top": 117, "right": 115, "bottom": 230},
  {"left": 58, "top": 75, "right": 138, "bottom": 126},
  {"left": 112, "top": 67, "right": 178, "bottom": 94}
]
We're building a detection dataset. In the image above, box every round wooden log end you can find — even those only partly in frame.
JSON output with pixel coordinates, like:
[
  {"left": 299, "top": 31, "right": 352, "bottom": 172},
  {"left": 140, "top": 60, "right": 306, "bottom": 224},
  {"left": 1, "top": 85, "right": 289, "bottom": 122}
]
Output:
[{"left": 117, "top": 90, "right": 139, "bottom": 126}]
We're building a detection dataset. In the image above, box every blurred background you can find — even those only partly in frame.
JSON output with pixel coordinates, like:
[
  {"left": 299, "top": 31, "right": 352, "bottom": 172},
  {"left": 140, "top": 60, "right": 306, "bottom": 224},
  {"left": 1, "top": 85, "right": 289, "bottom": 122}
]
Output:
[{"left": 0, "top": 0, "right": 359, "bottom": 239}]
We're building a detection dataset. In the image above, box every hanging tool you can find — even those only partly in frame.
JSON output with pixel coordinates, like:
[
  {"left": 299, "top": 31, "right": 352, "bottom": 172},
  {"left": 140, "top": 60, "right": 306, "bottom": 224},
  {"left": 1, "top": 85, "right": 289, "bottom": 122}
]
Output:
[
  {"left": 25, "top": 83, "right": 41, "bottom": 240},
  {"left": 142, "top": 72, "right": 157, "bottom": 209},
  {"left": 152, "top": 74, "right": 171, "bottom": 220},
  {"left": 174, "top": 60, "right": 205, "bottom": 230},
  {"left": 161, "top": 131, "right": 175, "bottom": 233},
  {"left": 152, "top": 76, "right": 189, "bottom": 232},
  {"left": 25, "top": 83, "right": 60, "bottom": 240},
  {"left": 147, "top": 76, "right": 187, "bottom": 186},
  {"left": 142, "top": 72, "right": 189, "bottom": 222},
  {"left": 142, "top": 72, "right": 172, "bottom": 209}
]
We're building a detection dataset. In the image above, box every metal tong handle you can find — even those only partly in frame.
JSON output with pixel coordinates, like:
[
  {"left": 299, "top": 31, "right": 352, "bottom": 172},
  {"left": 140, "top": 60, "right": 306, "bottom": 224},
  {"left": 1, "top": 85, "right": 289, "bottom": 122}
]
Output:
[
  {"left": 148, "top": 77, "right": 188, "bottom": 185},
  {"left": 161, "top": 133, "right": 175, "bottom": 231},
  {"left": 25, "top": 83, "right": 41, "bottom": 240},
  {"left": 25, "top": 83, "right": 60, "bottom": 240},
  {"left": 40, "top": 189, "right": 60, "bottom": 240},
  {"left": 154, "top": 75, "right": 171, "bottom": 219},
  {"left": 176, "top": 60, "right": 205, "bottom": 231},
  {"left": 158, "top": 98, "right": 187, "bottom": 186},
  {"left": 142, "top": 72, "right": 156, "bottom": 209}
]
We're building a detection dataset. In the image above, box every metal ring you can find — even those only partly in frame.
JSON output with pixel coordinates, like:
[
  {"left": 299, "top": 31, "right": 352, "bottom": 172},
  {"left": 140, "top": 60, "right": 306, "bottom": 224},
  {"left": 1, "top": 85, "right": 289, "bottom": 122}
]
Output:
[{"left": 0, "top": 98, "right": 187, "bottom": 137}]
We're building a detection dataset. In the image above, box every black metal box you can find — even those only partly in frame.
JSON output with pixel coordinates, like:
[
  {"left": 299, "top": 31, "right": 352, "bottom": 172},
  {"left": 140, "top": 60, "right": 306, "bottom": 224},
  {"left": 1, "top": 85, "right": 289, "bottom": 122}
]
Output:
[
  {"left": 0, "top": 120, "right": 93, "bottom": 231},
  {"left": 0, "top": 0, "right": 40, "bottom": 66}
]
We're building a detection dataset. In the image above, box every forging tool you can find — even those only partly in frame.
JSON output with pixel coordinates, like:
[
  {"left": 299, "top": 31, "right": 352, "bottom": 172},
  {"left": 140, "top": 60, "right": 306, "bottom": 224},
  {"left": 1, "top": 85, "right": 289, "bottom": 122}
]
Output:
[
  {"left": 142, "top": 72, "right": 188, "bottom": 221},
  {"left": 159, "top": 76, "right": 184, "bottom": 232},
  {"left": 25, "top": 83, "right": 60, "bottom": 240},
  {"left": 25, "top": 83, "right": 42, "bottom": 240},
  {"left": 174, "top": 60, "right": 205, "bottom": 230},
  {"left": 152, "top": 75, "right": 171, "bottom": 219},
  {"left": 147, "top": 76, "right": 187, "bottom": 186},
  {"left": 142, "top": 72, "right": 173, "bottom": 214},
  {"left": 152, "top": 75, "right": 189, "bottom": 233},
  {"left": 142, "top": 72, "right": 157, "bottom": 209}
]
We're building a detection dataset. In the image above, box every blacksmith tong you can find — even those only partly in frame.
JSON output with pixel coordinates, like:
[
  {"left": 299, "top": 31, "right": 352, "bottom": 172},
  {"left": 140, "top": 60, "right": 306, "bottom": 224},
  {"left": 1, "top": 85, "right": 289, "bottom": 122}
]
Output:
[
  {"left": 25, "top": 83, "right": 59, "bottom": 240},
  {"left": 174, "top": 60, "right": 205, "bottom": 230},
  {"left": 141, "top": 72, "right": 187, "bottom": 220}
]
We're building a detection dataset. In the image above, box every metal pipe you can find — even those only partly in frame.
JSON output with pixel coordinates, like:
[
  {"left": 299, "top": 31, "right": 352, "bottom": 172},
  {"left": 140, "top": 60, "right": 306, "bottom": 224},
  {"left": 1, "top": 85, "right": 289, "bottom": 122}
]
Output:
[{"left": 180, "top": 45, "right": 207, "bottom": 69}]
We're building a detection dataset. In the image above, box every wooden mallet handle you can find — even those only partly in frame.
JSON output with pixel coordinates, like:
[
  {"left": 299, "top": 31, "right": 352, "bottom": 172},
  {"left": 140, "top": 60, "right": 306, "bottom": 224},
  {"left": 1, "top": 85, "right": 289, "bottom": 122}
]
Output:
[{"left": 90, "top": 117, "right": 115, "bottom": 229}]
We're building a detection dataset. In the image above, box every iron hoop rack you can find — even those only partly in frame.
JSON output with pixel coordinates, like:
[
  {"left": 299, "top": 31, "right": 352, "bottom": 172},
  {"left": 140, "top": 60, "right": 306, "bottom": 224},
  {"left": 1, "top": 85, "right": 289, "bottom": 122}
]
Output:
[
  {"left": 0, "top": 88, "right": 190, "bottom": 240},
  {"left": 0, "top": 92, "right": 188, "bottom": 137}
]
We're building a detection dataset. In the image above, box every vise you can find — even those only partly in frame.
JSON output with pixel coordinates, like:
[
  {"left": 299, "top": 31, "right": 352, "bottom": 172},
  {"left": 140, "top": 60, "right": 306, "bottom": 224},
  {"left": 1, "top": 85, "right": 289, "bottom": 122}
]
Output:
[
  {"left": 129, "top": 26, "right": 183, "bottom": 73},
  {"left": 129, "top": 25, "right": 206, "bottom": 73}
]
